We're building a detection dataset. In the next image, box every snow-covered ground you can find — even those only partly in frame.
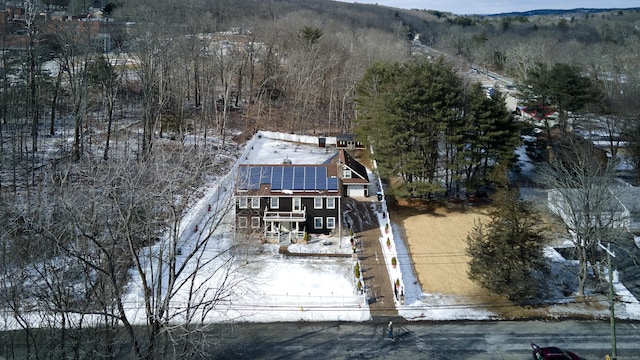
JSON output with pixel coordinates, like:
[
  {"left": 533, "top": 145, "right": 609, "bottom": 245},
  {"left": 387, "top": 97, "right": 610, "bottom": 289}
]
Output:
[
  {"left": 6, "top": 131, "right": 638, "bottom": 330},
  {"left": 119, "top": 131, "right": 371, "bottom": 324},
  {"left": 119, "top": 131, "right": 640, "bottom": 323}
]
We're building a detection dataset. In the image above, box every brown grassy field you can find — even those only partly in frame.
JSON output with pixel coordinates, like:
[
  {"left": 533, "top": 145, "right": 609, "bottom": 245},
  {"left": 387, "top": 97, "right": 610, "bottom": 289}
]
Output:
[
  {"left": 390, "top": 200, "right": 607, "bottom": 319},
  {"left": 397, "top": 202, "right": 490, "bottom": 296}
]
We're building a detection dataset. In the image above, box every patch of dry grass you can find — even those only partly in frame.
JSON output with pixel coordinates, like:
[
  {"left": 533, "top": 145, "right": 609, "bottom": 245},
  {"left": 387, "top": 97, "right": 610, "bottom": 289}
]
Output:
[{"left": 390, "top": 200, "right": 608, "bottom": 319}]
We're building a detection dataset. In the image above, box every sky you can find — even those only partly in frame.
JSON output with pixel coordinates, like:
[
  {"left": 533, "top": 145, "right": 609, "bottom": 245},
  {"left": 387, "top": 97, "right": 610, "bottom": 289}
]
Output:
[{"left": 344, "top": 0, "right": 640, "bottom": 15}]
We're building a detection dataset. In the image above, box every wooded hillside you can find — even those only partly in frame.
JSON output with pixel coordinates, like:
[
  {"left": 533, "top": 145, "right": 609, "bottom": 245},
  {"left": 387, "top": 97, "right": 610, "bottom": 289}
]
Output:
[{"left": 1, "top": 1, "right": 639, "bottom": 357}]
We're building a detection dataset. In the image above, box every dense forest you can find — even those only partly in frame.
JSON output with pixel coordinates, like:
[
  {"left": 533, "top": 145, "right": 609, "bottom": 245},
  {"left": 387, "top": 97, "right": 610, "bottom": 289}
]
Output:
[{"left": 1, "top": 0, "right": 639, "bottom": 358}]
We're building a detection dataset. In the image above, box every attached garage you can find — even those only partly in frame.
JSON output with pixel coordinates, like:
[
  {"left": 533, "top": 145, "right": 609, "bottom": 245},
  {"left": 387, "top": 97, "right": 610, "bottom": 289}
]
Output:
[
  {"left": 335, "top": 150, "right": 370, "bottom": 198},
  {"left": 345, "top": 184, "right": 368, "bottom": 197}
]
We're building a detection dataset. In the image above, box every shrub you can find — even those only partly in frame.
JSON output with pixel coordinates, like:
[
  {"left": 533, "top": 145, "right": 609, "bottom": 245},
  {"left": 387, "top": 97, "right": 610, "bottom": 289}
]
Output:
[
  {"left": 386, "top": 237, "right": 391, "bottom": 248},
  {"left": 391, "top": 257, "right": 397, "bottom": 266},
  {"left": 354, "top": 262, "right": 360, "bottom": 279}
]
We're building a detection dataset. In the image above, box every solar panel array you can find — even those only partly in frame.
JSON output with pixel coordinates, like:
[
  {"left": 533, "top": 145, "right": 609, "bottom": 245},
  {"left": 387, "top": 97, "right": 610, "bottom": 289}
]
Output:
[{"left": 238, "top": 165, "right": 338, "bottom": 192}]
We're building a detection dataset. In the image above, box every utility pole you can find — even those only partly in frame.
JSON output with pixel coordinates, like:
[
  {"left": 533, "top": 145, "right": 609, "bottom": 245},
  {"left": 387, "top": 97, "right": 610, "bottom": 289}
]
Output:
[{"left": 599, "top": 242, "right": 617, "bottom": 360}]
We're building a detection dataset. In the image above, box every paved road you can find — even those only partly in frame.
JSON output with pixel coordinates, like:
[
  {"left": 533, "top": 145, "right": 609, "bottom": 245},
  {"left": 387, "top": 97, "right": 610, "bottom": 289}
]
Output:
[{"left": 209, "top": 320, "right": 640, "bottom": 359}]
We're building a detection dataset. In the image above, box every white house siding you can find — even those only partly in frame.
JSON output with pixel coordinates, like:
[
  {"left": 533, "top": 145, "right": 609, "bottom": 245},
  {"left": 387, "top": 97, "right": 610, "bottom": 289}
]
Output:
[{"left": 548, "top": 188, "right": 631, "bottom": 231}]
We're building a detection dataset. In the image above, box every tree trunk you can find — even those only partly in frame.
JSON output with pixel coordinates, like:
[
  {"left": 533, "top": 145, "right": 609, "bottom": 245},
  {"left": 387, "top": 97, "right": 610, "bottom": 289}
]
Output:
[
  {"left": 577, "top": 243, "right": 587, "bottom": 297},
  {"left": 50, "top": 67, "right": 63, "bottom": 136},
  {"left": 103, "top": 100, "right": 114, "bottom": 160}
]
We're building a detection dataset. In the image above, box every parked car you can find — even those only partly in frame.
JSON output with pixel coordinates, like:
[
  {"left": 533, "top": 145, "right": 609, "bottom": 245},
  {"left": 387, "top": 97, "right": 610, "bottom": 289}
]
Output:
[{"left": 531, "top": 343, "right": 585, "bottom": 360}]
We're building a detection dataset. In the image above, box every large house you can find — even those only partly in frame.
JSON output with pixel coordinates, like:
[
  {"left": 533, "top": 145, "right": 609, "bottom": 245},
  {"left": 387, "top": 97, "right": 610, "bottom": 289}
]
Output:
[{"left": 235, "top": 148, "right": 369, "bottom": 244}]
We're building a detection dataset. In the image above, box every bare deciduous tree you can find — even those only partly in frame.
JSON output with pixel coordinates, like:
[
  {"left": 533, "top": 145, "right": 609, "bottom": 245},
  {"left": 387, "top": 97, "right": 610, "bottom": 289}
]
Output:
[
  {"left": 542, "top": 136, "right": 623, "bottom": 297},
  {"left": 1, "top": 141, "right": 247, "bottom": 359},
  {"left": 54, "top": 21, "right": 95, "bottom": 161},
  {"left": 87, "top": 54, "right": 121, "bottom": 160}
]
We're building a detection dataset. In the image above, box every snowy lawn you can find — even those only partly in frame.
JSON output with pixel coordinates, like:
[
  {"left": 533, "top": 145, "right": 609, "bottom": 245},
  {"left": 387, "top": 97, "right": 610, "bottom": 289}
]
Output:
[
  {"left": 147, "top": 132, "right": 638, "bottom": 323},
  {"left": 22, "top": 131, "right": 632, "bottom": 329}
]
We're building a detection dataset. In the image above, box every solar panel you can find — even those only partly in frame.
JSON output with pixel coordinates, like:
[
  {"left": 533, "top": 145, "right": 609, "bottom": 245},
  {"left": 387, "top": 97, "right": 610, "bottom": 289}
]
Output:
[
  {"left": 316, "top": 166, "right": 327, "bottom": 190},
  {"left": 304, "top": 166, "right": 315, "bottom": 190},
  {"left": 293, "top": 167, "right": 305, "bottom": 190},
  {"left": 240, "top": 164, "right": 338, "bottom": 193},
  {"left": 249, "top": 167, "right": 261, "bottom": 190},
  {"left": 260, "top": 166, "right": 272, "bottom": 185},
  {"left": 238, "top": 166, "right": 249, "bottom": 190},
  {"left": 271, "top": 166, "right": 283, "bottom": 190},
  {"left": 328, "top": 177, "right": 338, "bottom": 191},
  {"left": 282, "top": 166, "right": 294, "bottom": 189}
]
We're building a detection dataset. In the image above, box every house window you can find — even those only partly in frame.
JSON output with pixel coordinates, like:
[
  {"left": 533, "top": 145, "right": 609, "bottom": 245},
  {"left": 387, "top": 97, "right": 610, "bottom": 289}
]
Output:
[
  {"left": 251, "top": 217, "right": 260, "bottom": 228},
  {"left": 326, "top": 217, "right": 335, "bottom": 229},
  {"left": 270, "top": 197, "right": 279, "bottom": 209},
  {"left": 293, "top": 197, "right": 302, "bottom": 211},
  {"left": 238, "top": 217, "right": 247, "bottom": 228},
  {"left": 314, "top": 197, "right": 323, "bottom": 209},
  {"left": 343, "top": 169, "right": 352, "bottom": 178},
  {"left": 238, "top": 197, "right": 247, "bottom": 209},
  {"left": 251, "top": 197, "right": 261, "bottom": 209},
  {"left": 314, "top": 217, "right": 323, "bottom": 229},
  {"left": 326, "top": 197, "right": 335, "bottom": 209}
]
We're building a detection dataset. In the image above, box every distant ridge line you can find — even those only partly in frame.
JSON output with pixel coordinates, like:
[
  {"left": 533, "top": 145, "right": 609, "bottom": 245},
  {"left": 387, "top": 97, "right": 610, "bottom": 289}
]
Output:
[{"left": 486, "top": 7, "right": 640, "bottom": 17}]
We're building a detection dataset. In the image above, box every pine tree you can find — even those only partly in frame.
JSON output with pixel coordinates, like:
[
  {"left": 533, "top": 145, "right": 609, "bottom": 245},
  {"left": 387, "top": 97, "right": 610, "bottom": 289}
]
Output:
[
  {"left": 466, "top": 190, "right": 549, "bottom": 302},
  {"left": 355, "top": 58, "right": 520, "bottom": 200},
  {"left": 355, "top": 58, "right": 463, "bottom": 199},
  {"left": 455, "top": 83, "right": 520, "bottom": 193},
  {"left": 519, "top": 62, "right": 602, "bottom": 133}
]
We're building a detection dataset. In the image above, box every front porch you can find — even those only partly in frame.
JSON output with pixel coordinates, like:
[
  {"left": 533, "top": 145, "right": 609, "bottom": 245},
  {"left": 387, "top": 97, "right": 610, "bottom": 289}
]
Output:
[
  {"left": 265, "top": 230, "right": 306, "bottom": 244},
  {"left": 263, "top": 209, "right": 306, "bottom": 244}
]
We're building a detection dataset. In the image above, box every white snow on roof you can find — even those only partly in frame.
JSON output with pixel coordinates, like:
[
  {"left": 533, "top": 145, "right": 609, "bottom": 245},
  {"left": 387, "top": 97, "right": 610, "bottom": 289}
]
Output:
[{"left": 241, "top": 131, "right": 338, "bottom": 165}]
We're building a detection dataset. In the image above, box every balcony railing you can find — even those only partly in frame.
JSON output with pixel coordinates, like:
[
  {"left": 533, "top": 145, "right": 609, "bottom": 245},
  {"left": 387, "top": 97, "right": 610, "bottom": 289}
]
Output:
[{"left": 263, "top": 209, "right": 306, "bottom": 222}]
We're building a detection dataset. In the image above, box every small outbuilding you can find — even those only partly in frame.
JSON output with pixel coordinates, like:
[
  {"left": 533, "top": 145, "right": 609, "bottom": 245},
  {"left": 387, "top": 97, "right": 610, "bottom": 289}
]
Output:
[{"left": 336, "top": 134, "right": 364, "bottom": 150}]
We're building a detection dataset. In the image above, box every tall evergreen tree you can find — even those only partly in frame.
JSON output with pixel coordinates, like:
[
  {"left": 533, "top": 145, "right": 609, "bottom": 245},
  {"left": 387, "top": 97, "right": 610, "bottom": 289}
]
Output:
[
  {"left": 456, "top": 83, "right": 520, "bottom": 193},
  {"left": 356, "top": 58, "right": 520, "bottom": 199},
  {"left": 355, "top": 58, "right": 463, "bottom": 198},
  {"left": 466, "top": 190, "right": 549, "bottom": 302},
  {"left": 519, "top": 62, "right": 602, "bottom": 133}
]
